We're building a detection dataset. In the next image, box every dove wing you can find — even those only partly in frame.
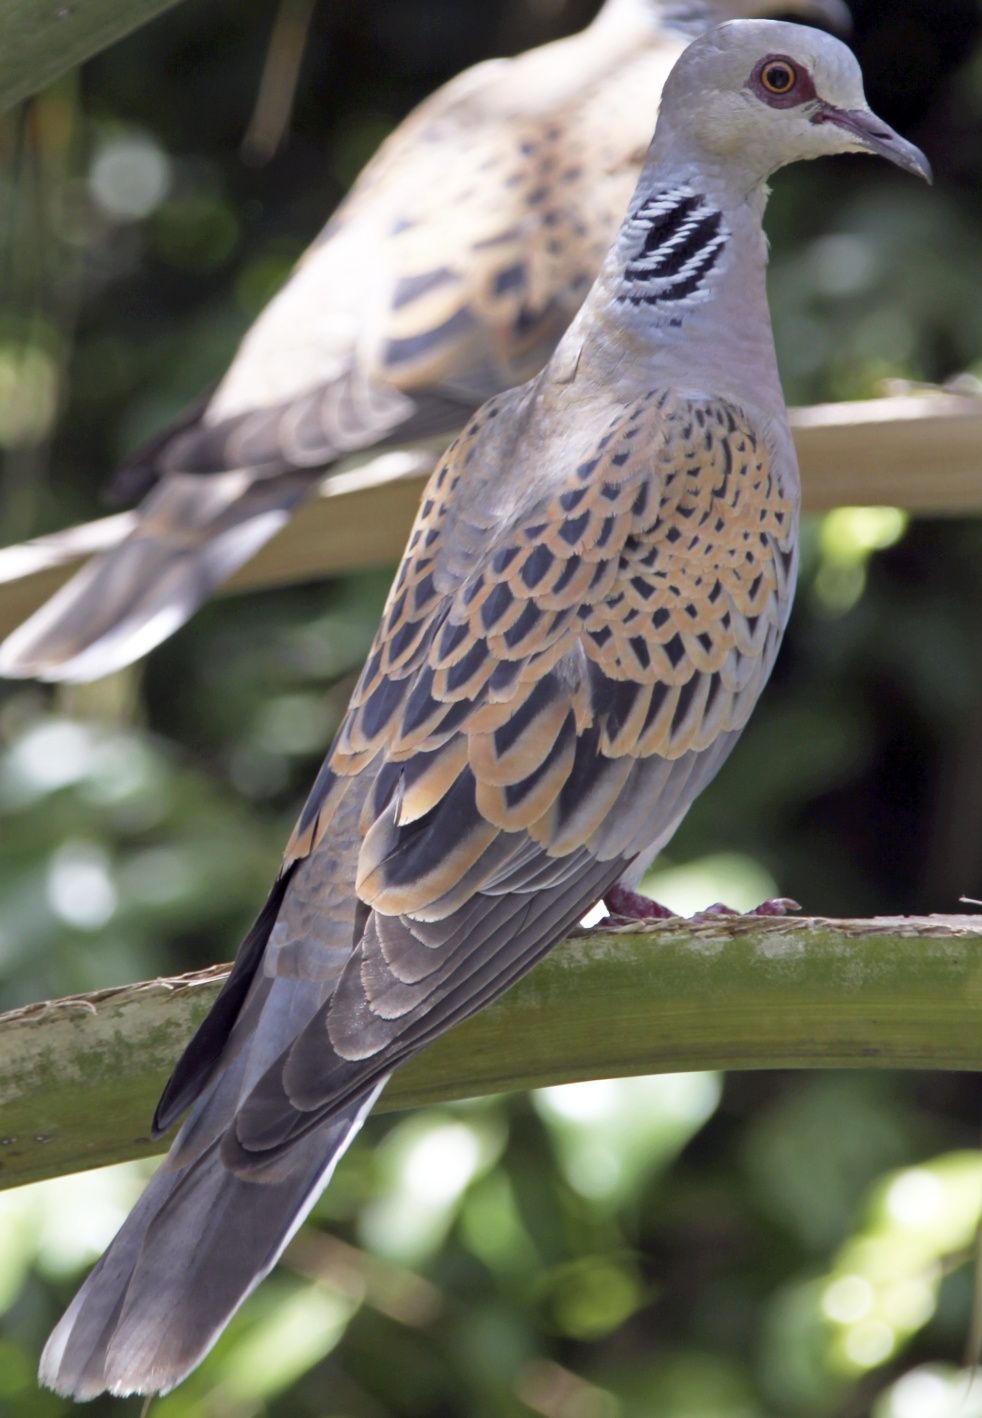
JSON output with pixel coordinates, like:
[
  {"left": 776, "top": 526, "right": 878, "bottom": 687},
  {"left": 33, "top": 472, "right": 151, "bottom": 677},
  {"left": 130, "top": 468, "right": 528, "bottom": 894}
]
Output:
[{"left": 150, "top": 375, "right": 794, "bottom": 1166}]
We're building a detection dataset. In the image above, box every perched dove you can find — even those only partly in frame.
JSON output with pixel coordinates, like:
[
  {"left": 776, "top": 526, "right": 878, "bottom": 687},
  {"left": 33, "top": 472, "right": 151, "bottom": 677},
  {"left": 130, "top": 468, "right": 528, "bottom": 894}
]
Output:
[
  {"left": 0, "top": 0, "right": 851, "bottom": 684},
  {"left": 39, "top": 19, "right": 929, "bottom": 1401}
]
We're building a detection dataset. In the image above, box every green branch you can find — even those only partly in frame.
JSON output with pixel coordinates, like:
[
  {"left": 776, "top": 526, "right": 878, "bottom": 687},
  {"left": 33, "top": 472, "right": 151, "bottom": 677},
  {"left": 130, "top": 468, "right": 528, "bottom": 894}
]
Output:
[
  {"left": 0, "top": 0, "right": 190, "bottom": 112},
  {"left": 1, "top": 913, "right": 979, "bottom": 1190}
]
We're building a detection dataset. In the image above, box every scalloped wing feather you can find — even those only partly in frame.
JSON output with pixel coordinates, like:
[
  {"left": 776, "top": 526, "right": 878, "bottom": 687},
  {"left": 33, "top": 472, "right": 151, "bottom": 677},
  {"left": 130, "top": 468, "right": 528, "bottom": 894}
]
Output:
[{"left": 236, "top": 379, "right": 795, "bottom": 1163}]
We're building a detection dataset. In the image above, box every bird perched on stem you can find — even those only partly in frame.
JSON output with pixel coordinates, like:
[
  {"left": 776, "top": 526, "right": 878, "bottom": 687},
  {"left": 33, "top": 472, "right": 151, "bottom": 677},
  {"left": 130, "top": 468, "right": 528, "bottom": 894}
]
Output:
[
  {"left": 39, "top": 18, "right": 929, "bottom": 1401},
  {"left": 0, "top": 0, "right": 851, "bottom": 684}
]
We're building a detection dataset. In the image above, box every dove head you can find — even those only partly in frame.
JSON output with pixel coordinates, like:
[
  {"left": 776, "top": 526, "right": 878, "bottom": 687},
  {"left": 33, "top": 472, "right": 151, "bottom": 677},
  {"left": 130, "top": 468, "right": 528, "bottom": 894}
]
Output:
[{"left": 653, "top": 18, "right": 931, "bottom": 187}]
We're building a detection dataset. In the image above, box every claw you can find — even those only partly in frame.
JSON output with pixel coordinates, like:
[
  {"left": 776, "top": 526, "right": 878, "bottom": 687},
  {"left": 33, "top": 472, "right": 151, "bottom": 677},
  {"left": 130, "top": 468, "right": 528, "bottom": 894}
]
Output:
[
  {"left": 691, "top": 897, "right": 801, "bottom": 922},
  {"left": 749, "top": 896, "right": 801, "bottom": 917},
  {"left": 603, "top": 886, "right": 801, "bottom": 927}
]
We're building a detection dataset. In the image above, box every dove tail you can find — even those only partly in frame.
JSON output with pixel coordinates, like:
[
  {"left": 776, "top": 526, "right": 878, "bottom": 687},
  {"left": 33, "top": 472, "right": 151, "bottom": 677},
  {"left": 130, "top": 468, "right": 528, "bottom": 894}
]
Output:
[
  {"left": 0, "top": 467, "right": 321, "bottom": 683},
  {"left": 39, "top": 1076, "right": 386, "bottom": 1400}
]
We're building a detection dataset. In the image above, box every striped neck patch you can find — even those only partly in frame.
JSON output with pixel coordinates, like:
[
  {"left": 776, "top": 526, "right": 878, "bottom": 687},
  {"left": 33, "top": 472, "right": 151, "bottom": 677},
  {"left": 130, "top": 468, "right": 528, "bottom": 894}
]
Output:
[{"left": 617, "top": 188, "right": 728, "bottom": 310}]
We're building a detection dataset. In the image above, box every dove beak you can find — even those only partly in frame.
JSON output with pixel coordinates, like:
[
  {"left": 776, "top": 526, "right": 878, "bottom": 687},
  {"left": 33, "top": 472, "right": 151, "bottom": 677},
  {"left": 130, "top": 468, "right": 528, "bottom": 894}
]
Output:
[{"left": 813, "top": 104, "right": 934, "bottom": 183}]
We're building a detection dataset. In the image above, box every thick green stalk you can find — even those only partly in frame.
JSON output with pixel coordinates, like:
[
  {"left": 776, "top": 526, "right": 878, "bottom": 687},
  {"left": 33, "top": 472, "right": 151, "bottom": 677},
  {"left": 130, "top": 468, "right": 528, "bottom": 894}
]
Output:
[{"left": 0, "top": 914, "right": 979, "bottom": 1190}]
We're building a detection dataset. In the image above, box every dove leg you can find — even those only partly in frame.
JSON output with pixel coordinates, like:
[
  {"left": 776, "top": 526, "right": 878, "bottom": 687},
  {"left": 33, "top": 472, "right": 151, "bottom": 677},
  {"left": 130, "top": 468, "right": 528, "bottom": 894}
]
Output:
[{"left": 603, "top": 884, "right": 677, "bottom": 920}]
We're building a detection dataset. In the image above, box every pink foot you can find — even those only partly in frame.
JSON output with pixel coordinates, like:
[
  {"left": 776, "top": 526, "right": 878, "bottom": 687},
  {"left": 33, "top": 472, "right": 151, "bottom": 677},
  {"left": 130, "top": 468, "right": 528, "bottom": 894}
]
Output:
[
  {"left": 602, "top": 887, "right": 801, "bottom": 926},
  {"left": 603, "top": 884, "right": 677, "bottom": 921},
  {"left": 693, "top": 897, "right": 801, "bottom": 920}
]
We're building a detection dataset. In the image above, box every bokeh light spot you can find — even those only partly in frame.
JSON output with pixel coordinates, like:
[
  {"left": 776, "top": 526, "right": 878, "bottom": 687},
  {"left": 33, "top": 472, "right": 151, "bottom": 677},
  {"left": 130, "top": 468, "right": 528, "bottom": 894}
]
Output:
[
  {"left": 822, "top": 1274, "right": 874, "bottom": 1324},
  {"left": 89, "top": 134, "right": 171, "bottom": 221},
  {"left": 45, "top": 842, "right": 118, "bottom": 930},
  {"left": 885, "top": 1169, "right": 943, "bottom": 1228}
]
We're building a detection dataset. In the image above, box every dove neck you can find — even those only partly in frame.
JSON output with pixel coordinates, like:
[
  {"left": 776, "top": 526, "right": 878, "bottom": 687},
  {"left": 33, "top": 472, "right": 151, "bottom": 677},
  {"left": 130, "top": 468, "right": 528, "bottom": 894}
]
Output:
[{"left": 569, "top": 175, "right": 785, "bottom": 420}]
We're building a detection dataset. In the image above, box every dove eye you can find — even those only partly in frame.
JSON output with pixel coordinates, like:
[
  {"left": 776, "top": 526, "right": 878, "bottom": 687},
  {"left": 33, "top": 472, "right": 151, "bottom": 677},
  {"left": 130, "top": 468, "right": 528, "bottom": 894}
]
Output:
[
  {"left": 749, "top": 54, "right": 816, "bottom": 108},
  {"left": 762, "top": 61, "right": 795, "bottom": 93}
]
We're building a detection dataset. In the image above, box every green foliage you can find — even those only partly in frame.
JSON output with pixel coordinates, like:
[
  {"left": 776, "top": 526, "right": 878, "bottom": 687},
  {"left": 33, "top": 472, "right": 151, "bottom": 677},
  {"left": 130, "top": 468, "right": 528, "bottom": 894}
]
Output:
[{"left": 0, "top": 0, "right": 981, "bottom": 1413}]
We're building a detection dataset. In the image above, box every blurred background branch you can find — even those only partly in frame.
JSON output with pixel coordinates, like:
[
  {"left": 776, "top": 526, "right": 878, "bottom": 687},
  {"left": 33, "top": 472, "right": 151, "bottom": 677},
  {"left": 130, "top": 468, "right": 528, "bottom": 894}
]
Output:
[{"left": 1, "top": 393, "right": 981, "bottom": 642}]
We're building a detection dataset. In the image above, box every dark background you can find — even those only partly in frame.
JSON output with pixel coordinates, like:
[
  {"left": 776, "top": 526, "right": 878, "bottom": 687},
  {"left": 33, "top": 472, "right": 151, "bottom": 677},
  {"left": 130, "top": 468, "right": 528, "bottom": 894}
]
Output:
[{"left": 0, "top": 1, "right": 980, "bottom": 1413}]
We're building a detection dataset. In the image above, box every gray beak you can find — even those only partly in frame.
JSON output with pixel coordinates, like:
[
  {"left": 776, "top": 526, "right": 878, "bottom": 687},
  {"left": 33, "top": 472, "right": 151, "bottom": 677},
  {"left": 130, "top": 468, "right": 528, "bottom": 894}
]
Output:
[{"left": 814, "top": 105, "right": 934, "bottom": 183}]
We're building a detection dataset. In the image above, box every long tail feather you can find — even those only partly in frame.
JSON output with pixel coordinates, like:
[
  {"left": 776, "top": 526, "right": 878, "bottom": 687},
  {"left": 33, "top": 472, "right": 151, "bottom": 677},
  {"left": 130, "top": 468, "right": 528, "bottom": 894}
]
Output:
[
  {"left": 39, "top": 1077, "right": 387, "bottom": 1399},
  {"left": 0, "top": 468, "right": 321, "bottom": 683}
]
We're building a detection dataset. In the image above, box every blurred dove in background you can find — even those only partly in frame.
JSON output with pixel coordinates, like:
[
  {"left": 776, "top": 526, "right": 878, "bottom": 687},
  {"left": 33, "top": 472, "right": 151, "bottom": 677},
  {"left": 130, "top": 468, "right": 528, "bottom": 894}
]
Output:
[{"left": 0, "top": 0, "right": 850, "bottom": 684}]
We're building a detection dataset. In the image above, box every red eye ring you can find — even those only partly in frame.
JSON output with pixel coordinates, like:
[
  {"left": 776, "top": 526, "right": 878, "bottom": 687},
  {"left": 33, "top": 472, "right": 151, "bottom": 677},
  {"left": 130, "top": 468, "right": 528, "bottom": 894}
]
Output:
[
  {"left": 749, "top": 54, "right": 816, "bottom": 108},
  {"left": 761, "top": 60, "right": 797, "bottom": 95}
]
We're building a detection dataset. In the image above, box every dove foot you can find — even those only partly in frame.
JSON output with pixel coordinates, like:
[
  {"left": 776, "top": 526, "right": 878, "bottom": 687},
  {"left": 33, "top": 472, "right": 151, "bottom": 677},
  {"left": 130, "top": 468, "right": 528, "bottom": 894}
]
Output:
[
  {"left": 602, "top": 886, "right": 801, "bottom": 925},
  {"left": 690, "top": 897, "right": 801, "bottom": 922}
]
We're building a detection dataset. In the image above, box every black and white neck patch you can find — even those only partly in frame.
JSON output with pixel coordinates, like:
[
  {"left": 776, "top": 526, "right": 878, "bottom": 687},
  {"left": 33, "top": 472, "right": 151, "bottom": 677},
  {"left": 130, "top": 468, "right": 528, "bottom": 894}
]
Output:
[{"left": 617, "top": 188, "right": 728, "bottom": 310}]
